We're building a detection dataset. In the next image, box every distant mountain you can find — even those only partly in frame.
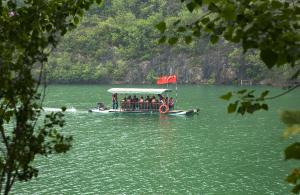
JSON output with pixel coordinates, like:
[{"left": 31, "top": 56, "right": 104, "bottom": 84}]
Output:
[{"left": 44, "top": 0, "right": 296, "bottom": 86}]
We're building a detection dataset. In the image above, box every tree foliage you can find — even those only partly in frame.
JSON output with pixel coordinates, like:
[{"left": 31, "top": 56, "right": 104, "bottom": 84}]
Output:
[
  {"left": 157, "top": 0, "right": 300, "bottom": 68},
  {"left": 0, "top": 0, "right": 101, "bottom": 194},
  {"left": 42, "top": 0, "right": 295, "bottom": 85},
  {"left": 157, "top": 0, "right": 300, "bottom": 193}
]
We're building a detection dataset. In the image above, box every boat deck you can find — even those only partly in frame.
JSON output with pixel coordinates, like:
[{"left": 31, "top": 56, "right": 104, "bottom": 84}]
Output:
[{"left": 89, "top": 108, "right": 199, "bottom": 115}]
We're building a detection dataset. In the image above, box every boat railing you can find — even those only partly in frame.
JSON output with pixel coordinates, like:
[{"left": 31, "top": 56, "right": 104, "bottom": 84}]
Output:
[{"left": 120, "top": 101, "right": 163, "bottom": 112}]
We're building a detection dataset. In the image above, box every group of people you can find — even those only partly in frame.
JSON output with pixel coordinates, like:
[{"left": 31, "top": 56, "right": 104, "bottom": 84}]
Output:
[{"left": 112, "top": 93, "right": 174, "bottom": 111}]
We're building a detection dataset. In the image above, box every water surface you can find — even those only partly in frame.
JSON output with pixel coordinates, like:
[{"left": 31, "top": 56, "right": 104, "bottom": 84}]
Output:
[{"left": 13, "top": 85, "right": 300, "bottom": 194}]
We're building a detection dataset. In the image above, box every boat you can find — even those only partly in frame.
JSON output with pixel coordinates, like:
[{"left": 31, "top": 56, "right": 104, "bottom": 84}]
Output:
[{"left": 88, "top": 88, "right": 199, "bottom": 116}]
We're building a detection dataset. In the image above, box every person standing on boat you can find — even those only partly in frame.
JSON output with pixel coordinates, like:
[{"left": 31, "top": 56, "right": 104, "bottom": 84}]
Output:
[
  {"left": 112, "top": 93, "right": 118, "bottom": 109},
  {"left": 158, "top": 94, "right": 163, "bottom": 102},
  {"left": 132, "top": 95, "right": 138, "bottom": 110},
  {"left": 151, "top": 96, "right": 158, "bottom": 110},
  {"left": 145, "top": 96, "right": 151, "bottom": 110},
  {"left": 121, "top": 97, "right": 126, "bottom": 110},
  {"left": 126, "top": 95, "right": 132, "bottom": 110},
  {"left": 115, "top": 93, "right": 118, "bottom": 109},
  {"left": 139, "top": 96, "right": 144, "bottom": 110}
]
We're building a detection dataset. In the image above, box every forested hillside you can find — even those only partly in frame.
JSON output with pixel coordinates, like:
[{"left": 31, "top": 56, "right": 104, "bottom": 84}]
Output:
[{"left": 45, "top": 0, "right": 295, "bottom": 85}]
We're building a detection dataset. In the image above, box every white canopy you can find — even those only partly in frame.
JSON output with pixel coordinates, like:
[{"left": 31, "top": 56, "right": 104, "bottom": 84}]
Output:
[{"left": 107, "top": 88, "right": 172, "bottom": 94}]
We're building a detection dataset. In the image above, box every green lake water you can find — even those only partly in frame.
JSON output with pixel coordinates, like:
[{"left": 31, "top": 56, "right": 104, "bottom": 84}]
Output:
[{"left": 13, "top": 84, "right": 300, "bottom": 195}]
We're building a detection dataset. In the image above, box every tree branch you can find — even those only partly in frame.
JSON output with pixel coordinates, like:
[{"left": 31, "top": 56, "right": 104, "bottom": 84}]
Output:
[{"left": 264, "top": 83, "right": 300, "bottom": 100}]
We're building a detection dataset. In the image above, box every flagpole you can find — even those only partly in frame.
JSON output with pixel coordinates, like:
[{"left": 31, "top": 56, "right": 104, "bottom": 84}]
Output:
[
  {"left": 167, "top": 75, "right": 177, "bottom": 108},
  {"left": 176, "top": 81, "right": 178, "bottom": 108},
  {"left": 167, "top": 77, "right": 169, "bottom": 99},
  {"left": 168, "top": 75, "right": 177, "bottom": 108}
]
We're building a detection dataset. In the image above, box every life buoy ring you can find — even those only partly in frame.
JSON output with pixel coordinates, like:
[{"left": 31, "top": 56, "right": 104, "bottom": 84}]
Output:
[{"left": 159, "top": 104, "right": 169, "bottom": 114}]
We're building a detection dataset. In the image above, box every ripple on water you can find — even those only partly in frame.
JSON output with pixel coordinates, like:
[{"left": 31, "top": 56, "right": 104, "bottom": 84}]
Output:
[{"left": 12, "top": 85, "right": 299, "bottom": 194}]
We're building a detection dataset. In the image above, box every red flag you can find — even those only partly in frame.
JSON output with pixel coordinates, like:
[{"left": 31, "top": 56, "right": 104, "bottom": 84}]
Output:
[
  {"left": 156, "top": 76, "right": 168, "bottom": 85},
  {"left": 167, "top": 75, "right": 177, "bottom": 83},
  {"left": 156, "top": 75, "right": 177, "bottom": 85}
]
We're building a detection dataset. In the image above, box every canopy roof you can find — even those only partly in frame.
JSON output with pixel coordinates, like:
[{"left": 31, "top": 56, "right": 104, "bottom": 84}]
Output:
[{"left": 107, "top": 88, "right": 172, "bottom": 94}]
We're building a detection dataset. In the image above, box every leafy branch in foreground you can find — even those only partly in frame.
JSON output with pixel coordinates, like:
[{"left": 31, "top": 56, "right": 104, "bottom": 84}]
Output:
[
  {"left": 220, "top": 83, "right": 300, "bottom": 115},
  {"left": 0, "top": 0, "right": 101, "bottom": 194},
  {"left": 283, "top": 110, "right": 300, "bottom": 194},
  {"left": 220, "top": 89, "right": 269, "bottom": 115}
]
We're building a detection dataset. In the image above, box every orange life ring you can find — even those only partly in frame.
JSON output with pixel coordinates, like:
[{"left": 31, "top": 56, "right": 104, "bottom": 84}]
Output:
[{"left": 159, "top": 104, "right": 169, "bottom": 114}]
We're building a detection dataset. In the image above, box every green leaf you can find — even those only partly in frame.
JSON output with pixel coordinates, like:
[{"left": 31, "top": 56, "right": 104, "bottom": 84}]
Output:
[
  {"left": 246, "top": 94, "right": 254, "bottom": 98},
  {"left": 155, "top": 21, "right": 166, "bottom": 33},
  {"left": 260, "top": 90, "right": 269, "bottom": 99},
  {"left": 46, "top": 24, "right": 52, "bottom": 31},
  {"left": 193, "top": 29, "right": 201, "bottom": 37},
  {"left": 260, "top": 49, "right": 278, "bottom": 68},
  {"left": 77, "top": 9, "right": 84, "bottom": 17},
  {"left": 210, "top": 34, "right": 219, "bottom": 44},
  {"left": 201, "top": 17, "right": 210, "bottom": 24},
  {"left": 54, "top": 143, "right": 71, "bottom": 153},
  {"left": 237, "top": 89, "right": 247, "bottom": 94},
  {"left": 214, "top": 27, "right": 225, "bottom": 35},
  {"left": 245, "top": 103, "right": 260, "bottom": 114},
  {"left": 261, "top": 104, "right": 268, "bottom": 111},
  {"left": 184, "top": 36, "right": 192, "bottom": 44},
  {"left": 173, "top": 19, "right": 181, "bottom": 26},
  {"left": 231, "top": 28, "right": 243, "bottom": 43},
  {"left": 177, "top": 26, "right": 186, "bottom": 32},
  {"left": 228, "top": 102, "right": 238, "bottom": 113},
  {"left": 253, "top": 103, "right": 261, "bottom": 111},
  {"left": 237, "top": 106, "right": 246, "bottom": 115},
  {"left": 271, "top": 1, "right": 282, "bottom": 9},
  {"left": 7, "top": 1, "right": 16, "bottom": 9},
  {"left": 61, "top": 28, "right": 67, "bottom": 35},
  {"left": 224, "top": 27, "right": 233, "bottom": 40},
  {"left": 193, "top": 0, "right": 202, "bottom": 5},
  {"left": 74, "top": 16, "right": 79, "bottom": 24},
  {"left": 220, "top": 92, "right": 232, "bottom": 100},
  {"left": 4, "top": 110, "right": 13, "bottom": 123},
  {"left": 96, "top": 0, "right": 102, "bottom": 4},
  {"left": 222, "top": 3, "right": 236, "bottom": 20},
  {"left": 285, "top": 142, "right": 300, "bottom": 160},
  {"left": 0, "top": 158, "right": 4, "bottom": 171},
  {"left": 292, "top": 184, "right": 300, "bottom": 194},
  {"left": 208, "top": 3, "right": 219, "bottom": 12},
  {"left": 281, "top": 110, "right": 300, "bottom": 126},
  {"left": 186, "top": 2, "right": 196, "bottom": 12},
  {"left": 206, "top": 22, "right": 215, "bottom": 30},
  {"left": 286, "top": 169, "right": 300, "bottom": 184},
  {"left": 276, "top": 53, "right": 287, "bottom": 65},
  {"left": 158, "top": 36, "right": 167, "bottom": 44},
  {"left": 242, "top": 40, "right": 257, "bottom": 52},
  {"left": 168, "top": 37, "right": 178, "bottom": 45}
]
